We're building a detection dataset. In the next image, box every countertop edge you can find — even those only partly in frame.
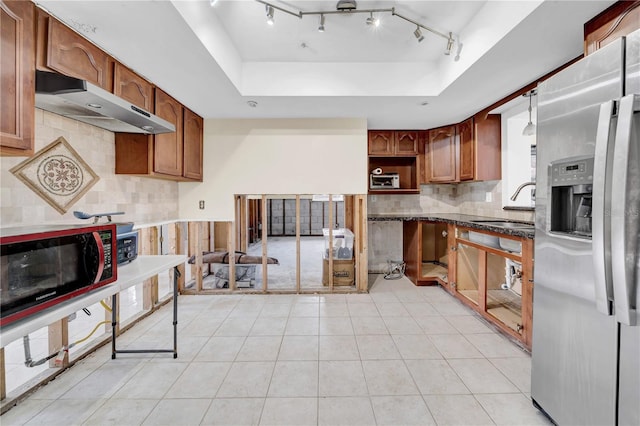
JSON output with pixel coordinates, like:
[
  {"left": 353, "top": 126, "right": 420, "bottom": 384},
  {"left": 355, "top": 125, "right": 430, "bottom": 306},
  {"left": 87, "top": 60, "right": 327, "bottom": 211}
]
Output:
[{"left": 367, "top": 214, "right": 534, "bottom": 239}]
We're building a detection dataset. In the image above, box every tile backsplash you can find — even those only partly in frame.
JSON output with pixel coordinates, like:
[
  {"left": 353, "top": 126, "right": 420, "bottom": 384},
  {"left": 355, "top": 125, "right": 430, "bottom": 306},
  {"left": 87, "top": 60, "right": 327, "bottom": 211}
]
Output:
[{"left": 0, "top": 110, "right": 179, "bottom": 228}]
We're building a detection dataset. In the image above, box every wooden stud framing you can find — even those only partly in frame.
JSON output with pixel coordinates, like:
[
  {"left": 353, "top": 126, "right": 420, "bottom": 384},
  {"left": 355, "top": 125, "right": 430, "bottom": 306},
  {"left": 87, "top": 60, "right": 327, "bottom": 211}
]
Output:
[
  {"left": 354, "top": 195, "right": 368, "bottom": 292},
  {"left": 261, "top": 195, "right": 268, "bottom": 292},
  {"left": 478, "top": 250, "right": 488, "bottom": 312},
  {"left": 296, "top": 195, "right": 301, "bottom": 292},
  {"left": 48, "top": 318, "right": 68, "bottom": 368},
  {"left": 173, "top": 223, "right": 186, "bottom": 293},
  {"left": 228, "top": 220, "right": 236, "bottom": 291},
  {"left": 328, "top": 195, "right": 334, "bottom": 290},
  {"left": 141, "top": 226, "right": 159, "bottom": 308},
  {"left": 521, "top": 238, "right": 534, "bottom": 348}
]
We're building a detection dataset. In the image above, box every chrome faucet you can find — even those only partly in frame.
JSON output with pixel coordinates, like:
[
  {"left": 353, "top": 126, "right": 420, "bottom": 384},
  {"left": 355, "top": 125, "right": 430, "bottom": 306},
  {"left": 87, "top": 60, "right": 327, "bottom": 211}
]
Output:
[{"left": 510, "top": 182, "right": 536, "bottom": 201}]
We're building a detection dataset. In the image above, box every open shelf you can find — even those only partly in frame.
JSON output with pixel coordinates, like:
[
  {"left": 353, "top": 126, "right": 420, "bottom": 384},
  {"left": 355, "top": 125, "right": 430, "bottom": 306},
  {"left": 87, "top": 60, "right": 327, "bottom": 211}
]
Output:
[
  {"left": 368, "top": 156, "right": 419, "bottom": 194},
  {"left": 421, "top": 262, "right": 448, "bottom": 283}
]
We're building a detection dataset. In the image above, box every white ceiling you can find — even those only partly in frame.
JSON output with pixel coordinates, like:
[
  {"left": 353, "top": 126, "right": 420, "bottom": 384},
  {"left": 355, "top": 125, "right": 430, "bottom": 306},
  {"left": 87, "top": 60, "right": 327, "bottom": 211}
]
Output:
[{"left": 35, "top": 0, "right": 615, "bottom": 129}]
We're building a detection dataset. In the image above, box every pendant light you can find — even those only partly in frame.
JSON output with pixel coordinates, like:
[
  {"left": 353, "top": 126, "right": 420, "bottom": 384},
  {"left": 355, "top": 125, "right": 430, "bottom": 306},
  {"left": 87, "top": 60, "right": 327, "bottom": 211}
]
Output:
[{"left": 523, "top": 90, "right": 536, "bottom": 136}]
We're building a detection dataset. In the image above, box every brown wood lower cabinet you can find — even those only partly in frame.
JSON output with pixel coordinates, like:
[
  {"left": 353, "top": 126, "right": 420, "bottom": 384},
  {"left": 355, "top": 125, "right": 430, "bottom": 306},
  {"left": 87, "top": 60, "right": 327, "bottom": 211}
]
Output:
[
  {"left": 402, "top": 221, "right": 452, "bottom": 286},
  {"left": 448, "top": 226, "right": 533, "bottom": 350},
  {"left": 402, "top": 221, "right": 533, "bottom": 350}
]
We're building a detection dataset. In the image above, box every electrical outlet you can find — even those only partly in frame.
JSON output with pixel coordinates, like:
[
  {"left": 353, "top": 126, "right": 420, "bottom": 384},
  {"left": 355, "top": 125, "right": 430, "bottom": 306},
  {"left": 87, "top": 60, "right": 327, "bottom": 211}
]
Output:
[
  {"left": 485, "top": 192, "right": 492, "bottom": 202},
  {"left": 198, "top": 200, "right": 205, "bottom": 210}
]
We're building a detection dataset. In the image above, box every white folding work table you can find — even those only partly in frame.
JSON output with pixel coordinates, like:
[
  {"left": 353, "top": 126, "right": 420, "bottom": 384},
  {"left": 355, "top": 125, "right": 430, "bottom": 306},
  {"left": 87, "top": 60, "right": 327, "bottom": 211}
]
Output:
[{"left": 0, "top": 255, "right": 187, "bottom": 359}]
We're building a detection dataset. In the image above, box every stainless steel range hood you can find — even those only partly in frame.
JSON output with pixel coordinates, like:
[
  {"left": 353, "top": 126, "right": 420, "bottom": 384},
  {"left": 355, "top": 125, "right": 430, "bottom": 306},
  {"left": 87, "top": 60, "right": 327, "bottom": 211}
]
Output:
[{"left": 35, "top": 71, "right": 175, "bottom": 134}]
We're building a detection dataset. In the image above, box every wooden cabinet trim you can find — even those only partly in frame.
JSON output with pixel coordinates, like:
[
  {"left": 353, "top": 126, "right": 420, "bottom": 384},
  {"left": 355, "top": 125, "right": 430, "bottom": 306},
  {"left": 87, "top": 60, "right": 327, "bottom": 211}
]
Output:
[
  {"left": 584, "top": 0, "right": 640, "bottom": 55},
  {"left": 113, "top": 63, "right": 154, "bottom": 112},
  {"left": 1, "top": 0, "right": 35, "bottom": 155},
  {"left": 46, "top": 18, "right": 112, "bottom": 90}
]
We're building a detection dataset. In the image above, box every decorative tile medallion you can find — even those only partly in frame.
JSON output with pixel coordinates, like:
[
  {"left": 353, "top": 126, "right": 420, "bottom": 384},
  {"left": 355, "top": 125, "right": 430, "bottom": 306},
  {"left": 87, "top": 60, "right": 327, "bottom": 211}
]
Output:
[{"left": 10, "top": 136, "right": 99, "bottom": 214}]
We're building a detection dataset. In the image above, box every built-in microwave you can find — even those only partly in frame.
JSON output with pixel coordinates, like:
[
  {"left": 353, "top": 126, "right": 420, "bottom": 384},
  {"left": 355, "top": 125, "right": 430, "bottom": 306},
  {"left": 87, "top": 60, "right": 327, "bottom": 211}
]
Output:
[
  {"left": 370, "top": 173, "right": 400, "bottom": 189},
  {"left": 0, "top": 224, "right": 117, "bottom": 326}
]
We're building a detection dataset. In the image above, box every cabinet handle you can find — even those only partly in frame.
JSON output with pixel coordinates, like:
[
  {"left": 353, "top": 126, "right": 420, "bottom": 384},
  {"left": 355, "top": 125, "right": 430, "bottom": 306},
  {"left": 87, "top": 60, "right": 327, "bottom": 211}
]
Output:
[
  {"left": 451, "top": 246, "right": 457, "bottom": 252},
  {"left": 516, "top": 324, "right": 523, "bottom": 333},
  {"left": 442, "top": 230, "right": 448, "bottom": 238},
  {"left": 451, "top": 282, "right": 457, "bottom": 289}
]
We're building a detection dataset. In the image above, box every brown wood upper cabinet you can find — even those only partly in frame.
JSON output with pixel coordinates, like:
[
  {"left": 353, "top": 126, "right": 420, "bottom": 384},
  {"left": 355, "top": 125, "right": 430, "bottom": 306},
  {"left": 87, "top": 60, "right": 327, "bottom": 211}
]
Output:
[
  {"left": 115, "top": 89, "right": 203, "bottom": 182},
  {"left": 1, "top": 0, "right": 35, "bottom": 155},
  {"left": 368, "top": 130, "right": 419, "bottom": 156},
  {"left": 38, "top": 13, "right": 113, "bottom": 90},
  {"left": 422, "top": 115, "right": 501, "bottom": 184},
  {"left": 425, "top": 125, "right": 457, "bottom": 183},
  {"left": 584, "top": 0, "right": 640, "bottom": 55},
  {"left": 183, "top": 107, "right": 204, "bottom": 181},
  {"left": 153, "top": 89, "right": 183, "bottom": 177},
  {"left": 114, "top": 63, "right": 154, "bottom": 112}
]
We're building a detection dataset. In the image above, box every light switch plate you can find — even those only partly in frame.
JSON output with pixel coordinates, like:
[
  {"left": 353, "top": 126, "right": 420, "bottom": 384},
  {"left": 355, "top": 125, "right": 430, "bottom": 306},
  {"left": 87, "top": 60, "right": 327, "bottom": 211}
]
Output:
[{"left": 485, "top": 192, "right": 492, "bottom": 202}]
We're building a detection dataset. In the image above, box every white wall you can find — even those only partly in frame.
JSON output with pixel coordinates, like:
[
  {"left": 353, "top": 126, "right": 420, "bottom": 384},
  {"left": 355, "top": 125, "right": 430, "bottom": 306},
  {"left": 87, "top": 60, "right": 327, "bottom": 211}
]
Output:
[{"left": 179, "top": 118, "right": 368, "bottom": 220}]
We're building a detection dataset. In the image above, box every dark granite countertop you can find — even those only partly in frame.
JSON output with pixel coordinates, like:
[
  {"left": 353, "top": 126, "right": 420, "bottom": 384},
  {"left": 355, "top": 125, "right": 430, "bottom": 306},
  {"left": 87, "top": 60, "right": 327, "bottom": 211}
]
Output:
[{"left": 368, "top": 213, "right": 535, "bottom": 239}]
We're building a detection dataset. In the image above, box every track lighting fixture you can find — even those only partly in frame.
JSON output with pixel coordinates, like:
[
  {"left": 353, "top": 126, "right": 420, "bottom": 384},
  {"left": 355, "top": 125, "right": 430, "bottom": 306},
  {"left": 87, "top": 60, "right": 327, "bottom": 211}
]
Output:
[
  {"left": 414, "top": 26, "right": 424, "bottom": 43},
  {"left": 266, "top": 5, "right": 274, "bottom": 25},
  {"left": 366, "top": 12, "right": 379, "bottom": 27},
  {"left": 253, "top": 0, "right": 456, "bottom": 56},
  {"left": 522, "top": 90, "right": 537, "bottom": 136}
]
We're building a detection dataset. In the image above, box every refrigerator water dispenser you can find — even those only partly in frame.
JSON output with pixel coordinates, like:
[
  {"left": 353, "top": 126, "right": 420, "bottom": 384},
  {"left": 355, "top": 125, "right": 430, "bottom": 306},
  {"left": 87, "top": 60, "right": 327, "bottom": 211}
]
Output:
[{"left": 549, "top": 156, "right": 594, "bottom": 237}]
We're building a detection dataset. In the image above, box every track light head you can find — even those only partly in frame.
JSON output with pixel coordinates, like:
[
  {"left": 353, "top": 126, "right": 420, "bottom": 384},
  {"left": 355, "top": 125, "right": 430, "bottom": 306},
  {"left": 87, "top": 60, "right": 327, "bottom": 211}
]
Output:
[
  {"left": 266, "top": 5, "right": 274, "bottom": 25},
  {"left": 414, "top": 27, "right": 424, "bottom": 43},
  {"left": 318, "top": 14, "right": 325, "bottom": 32},
  {"left": 366, "top": 12, "right": 380, "bottom": 27},
  {"left": 444, "top": 33, "right": 454, "bottom": 55}
]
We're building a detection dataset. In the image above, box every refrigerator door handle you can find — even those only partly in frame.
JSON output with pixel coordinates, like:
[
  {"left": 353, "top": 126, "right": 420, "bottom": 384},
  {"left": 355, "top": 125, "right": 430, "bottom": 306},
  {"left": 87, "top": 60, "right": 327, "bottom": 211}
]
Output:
[
  {"left": 592, "top": 100, "right": 615, "bottom": 316},
  {"left": 611, "top": 94, "right": 639, "bottom": 326}
]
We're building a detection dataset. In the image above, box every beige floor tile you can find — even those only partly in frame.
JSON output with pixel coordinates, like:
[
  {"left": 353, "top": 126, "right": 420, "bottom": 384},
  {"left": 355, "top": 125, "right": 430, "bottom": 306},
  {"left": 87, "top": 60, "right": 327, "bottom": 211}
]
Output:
[
  {"left": 201, "top": 398, "right": 264, "bottom": 426},
  {"left": 465, "top": 333, "right": 529, "bottom": 358},
  {"left": 236, "top": 336, "right": 282, "bottom": 361},
  {"left": 375, "top": 302, "right": 410, "bottom": 317},
  {"left": 216, "top": 362, "right": 275, "bottom": 398},
  {"left": 405, "top": 359, "right": 470, "bottom": 395},
  {"left": 488, "top": 357, "right": 532, "bottom": 394},
  {"left": 320, "top": 317, "right": 354, "bottom": 335},
  {"left": 414, "top": 316, "right": 460, "bottom": 334},
  {"left": 319, "top": 360, "right": 368, "bottom": 396},
  {"left": 446, "top": 315, "right": 496, "bottom": 334},
  {"left": 21, "top": 398, "right": 104, "bottom": 425},
  {"left": 249, "top": 317, "right": 288, "bottom": 336},
  {"left": 318, "top": 396, "right": 376, "bottom": 426},
  {"left": 142, "top": 398, "right": 211, "bottom": 425},
  {"left": 348, "top": 303, "right": 380, "bottom": 317},
  {"left": 345, "top": 294, "right": 374, "bottom": 304},
  {"left": 434, "top": 301, "right": 474, "bottom": 316},
  {"left": 371, "top": 395, "right": 436, "bottom": 425},
  {"left": 258, "top": 303, "right": 292, "bottom": 317},
  {"left": 259, "top": 397, "right": 317, "bottom": 426},
  {"left": 351, "top": 316, "right": 389, "bottom": 335},
  {"left": 290, "top": 303, "right": 320, "bottom": 317},
  {"left": 370, "top": 292, "right": 401, "bottom": 304},
  {"left": 395, "top": 290, "right": 427, "bottom": 303},
  {"left": 404, "top": 302, "right": 440, "bottom": 317},
  {"left": 382, "top": 316, "right": 423, "bottom": 334},
  {"left": 215, "top": 318, "right": 256, "bottom": 336},
  {"left": 425, "top": 394, "right": 495, "bottom": 425},
  {"left": 83, "top": 398, "right": 159, "bottom": 426},
  {"left": 356, "top": 335, "right": 400, "bottom": 360},
  {"left": 429, "top": 334, "right": 484, "bottom": 358},
  {"left": 113, "top": 362, "right": 188, "bottom": 399},
  {"left": 0, "top": 399, "right": 54, "bottom": 425},
  {"left": 319, "top": 335, "right": 360, "bottom": 360},
  {"left": 448, "top": 358, "right": 520, "bottom": 394},
  {"left": 319, "top": 303, "right": 350, "bottom": 317},
  {"left": 278, "top": 335, "right": 319, "bottom": 360},
  {"left": 194, "top": 336, "right": 245, "bottom": 362},
  {"left": 362, "top": 360, "right": 419, "bottom": 395},
  {"left": 165, "top": 362, "right": 231, "bottom": 398},
  {"left": 475, "top": 393, "right": 552, "bottom": 425},
  {"left": 284, "top": 317, "right": 319, "bottom": 335},
  {"left": 59, "top": 361, "right": 141, "bottom": 400},
  {"left": 268, "top": 361, "right": 318, "bottom": 397},
  {"left": 392, "top": 335, "right": 443, "bottom": 360}
]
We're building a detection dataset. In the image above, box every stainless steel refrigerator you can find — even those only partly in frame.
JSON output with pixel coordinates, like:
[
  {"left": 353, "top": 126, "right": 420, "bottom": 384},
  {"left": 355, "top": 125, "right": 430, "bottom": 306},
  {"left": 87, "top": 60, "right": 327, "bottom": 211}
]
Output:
[{"left": 531, "top": 29, "right": 639, "bottom": 425}]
